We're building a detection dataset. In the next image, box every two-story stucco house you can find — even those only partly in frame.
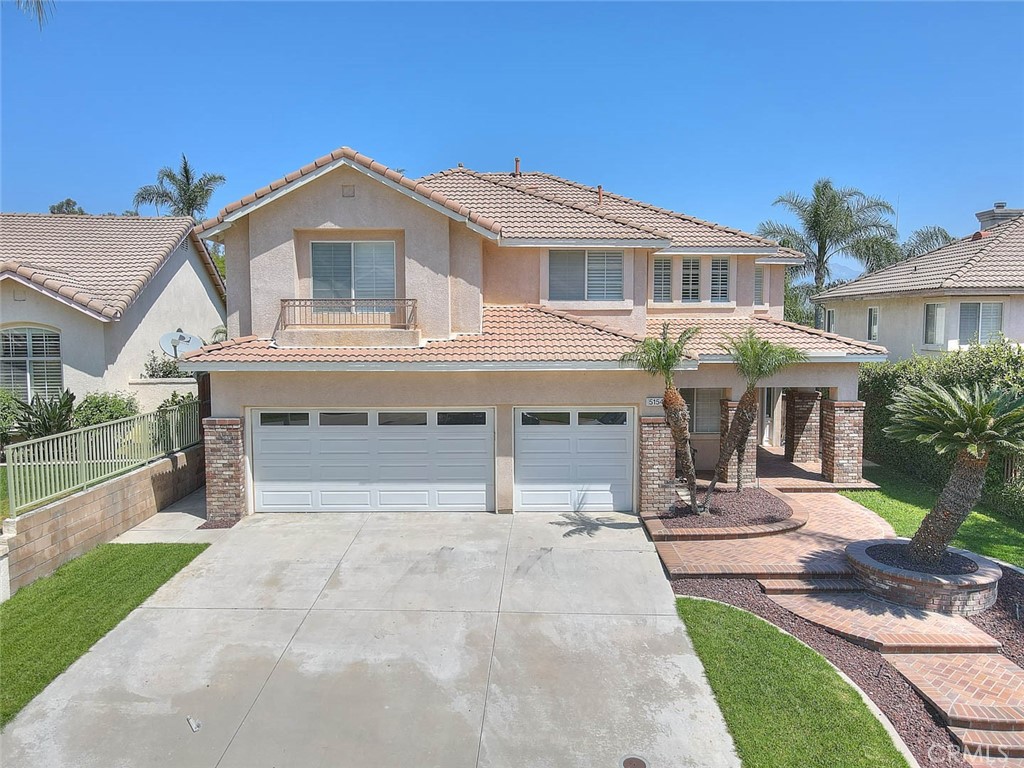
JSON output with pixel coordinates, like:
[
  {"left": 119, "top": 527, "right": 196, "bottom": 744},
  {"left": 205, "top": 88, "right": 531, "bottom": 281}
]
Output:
[
  {"left": 1, "top": 214, "right": 226, "bottom": 408},
  {"left": 183, "top": 147, "right": 886, "bottom": 520},
  {"left": 814, "top": 203, "right": 1024, "bottom": 360}
]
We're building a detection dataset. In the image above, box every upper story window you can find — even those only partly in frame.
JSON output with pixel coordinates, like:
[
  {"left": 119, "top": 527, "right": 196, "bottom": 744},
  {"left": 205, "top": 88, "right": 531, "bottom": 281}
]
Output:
[
  {"left": 825, "top": 308, "right": 837, "bottom": 334},
  {"left": 753, "top": 266, "right": 766, "bottom": 305},
  {"left": 866, "top": 307, "right": 879, "bottom": 342},
  {"left": 1, "top": 327, "right": 63, "bottom": 401},
  {"left": 710, "top": 258, "right": 730, "bottom": 303},
  {"left": 959, "top": 301, "right": 1003, "bottom": 344},
  {"left": 681, "top": 258, "right": 700, "bottom": 302},
  {"left": 311, "top": 241, "right": 396, "bottom": 300},
  {"left": 548, "top": 250, "right": 624, "bottom": 301},
  {"left": 924, "top": 303, "right": 946, "bottom": 345},
  {"left": 652, "top": 258, "right": 672, "bottom": 303}
]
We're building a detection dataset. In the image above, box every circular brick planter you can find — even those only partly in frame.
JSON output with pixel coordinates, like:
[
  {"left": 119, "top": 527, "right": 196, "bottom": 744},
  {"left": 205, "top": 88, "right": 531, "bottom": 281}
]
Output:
[{"left": 845, "top": 538, "right": 1002, "bottom": 616}]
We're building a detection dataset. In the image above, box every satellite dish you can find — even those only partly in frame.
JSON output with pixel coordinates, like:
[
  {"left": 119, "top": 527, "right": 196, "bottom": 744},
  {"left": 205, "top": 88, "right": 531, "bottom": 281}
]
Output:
[{"left": 159, "top": 329, "right": 204, "bottom": 359}]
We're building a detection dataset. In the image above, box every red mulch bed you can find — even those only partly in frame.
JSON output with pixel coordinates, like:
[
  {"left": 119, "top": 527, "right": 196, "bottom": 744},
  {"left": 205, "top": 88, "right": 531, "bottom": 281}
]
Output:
[
  {"left": 197, "top": 518, "right": 237, "bottom": 530},
  {"left": 672, "top": 578, "right": 970, "bottom": 767},
  {"left": 658, "top": 487, "right": 792, "bottom": 529},
  {"left": 867, "top": 542, "right": 979, "bottom": 575},
  {"left": 967, "top": 568, "right": 1024, "bottom": 668}
]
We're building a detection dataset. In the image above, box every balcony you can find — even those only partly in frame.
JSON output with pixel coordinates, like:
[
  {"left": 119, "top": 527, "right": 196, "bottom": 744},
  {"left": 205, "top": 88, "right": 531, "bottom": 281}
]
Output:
[{"left": 276, "top": 298, "right": 420, "bottom": 347}]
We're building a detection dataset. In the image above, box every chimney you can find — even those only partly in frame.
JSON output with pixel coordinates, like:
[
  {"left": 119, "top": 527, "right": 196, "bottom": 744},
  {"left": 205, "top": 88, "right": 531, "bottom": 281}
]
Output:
[
  {"left": 513, "top": 157, "right": 521, "bottom": 177},
  {"left": 597, "top": 185, "right": 603, "bottom": 206},
  {"left": 976, "top": 201, "right": 1022, "bottom": 230}
]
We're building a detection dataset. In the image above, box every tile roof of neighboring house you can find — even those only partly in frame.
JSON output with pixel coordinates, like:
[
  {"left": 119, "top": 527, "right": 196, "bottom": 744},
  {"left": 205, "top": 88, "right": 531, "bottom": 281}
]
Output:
[
  {"left": 647, "top": 314, "right": 888, "bottom": 357},
  {"left": 182, "top": 305, "right": 656, "bottom": 366},
  {"left": 814, "top": 214, "right": 1024, "bottom": 302},
  {"left": 0, "top": 213, "right": 226, "bottom": 320}
]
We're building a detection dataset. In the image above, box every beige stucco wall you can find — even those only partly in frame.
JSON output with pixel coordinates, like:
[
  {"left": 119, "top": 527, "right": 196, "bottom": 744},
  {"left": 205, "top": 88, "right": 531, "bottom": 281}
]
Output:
[
  {"left": 0, "top": 239, "right": 223, "bottom": 399},
  {"left": 822, "top": 294, "right": 1024, "bottom": 360}
]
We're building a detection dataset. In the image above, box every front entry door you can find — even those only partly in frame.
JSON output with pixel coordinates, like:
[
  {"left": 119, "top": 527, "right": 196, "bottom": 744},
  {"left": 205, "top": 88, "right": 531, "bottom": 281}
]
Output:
[{"left": 761, "top": 388, "right": 775, "bottom": 445}]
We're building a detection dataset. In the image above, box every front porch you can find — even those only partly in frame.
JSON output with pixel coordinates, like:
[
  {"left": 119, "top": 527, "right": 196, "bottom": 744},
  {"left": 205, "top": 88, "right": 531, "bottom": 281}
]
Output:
[{"left": 751, "top": 446, "right": 878, "bottom": 493}]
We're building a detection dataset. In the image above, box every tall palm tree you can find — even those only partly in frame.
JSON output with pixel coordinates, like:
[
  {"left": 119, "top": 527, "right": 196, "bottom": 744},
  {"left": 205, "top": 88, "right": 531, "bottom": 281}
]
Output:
[
  {"left": 17, "top": 0, "right": 53, "bottom": 28},
  {"left": 703, "top": 330, "right": 807, "bottom": 499},
  {"left": 852, "top": 225, "right": 956, "bottom": 272},
  {"left": 134, "top": 154, "right": 226, "bottom": 219},
  {"left": 620, "top": 323, "right": 701, "bottom": 513},
  {"left": 757, "top": 179, "right": 896, "bottom": 327},
  {"left": 886, "top": 381, "right": 1024, "bottom": 566}
]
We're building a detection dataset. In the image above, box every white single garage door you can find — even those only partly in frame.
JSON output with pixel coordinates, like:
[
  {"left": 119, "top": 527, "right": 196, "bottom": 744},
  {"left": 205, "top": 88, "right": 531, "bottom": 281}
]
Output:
[
  {"left": 252, "top": 408, "right": 494, "bottom": 512},
  {"left": 514, "top": 407, "right": 634, "bottom": 512}
]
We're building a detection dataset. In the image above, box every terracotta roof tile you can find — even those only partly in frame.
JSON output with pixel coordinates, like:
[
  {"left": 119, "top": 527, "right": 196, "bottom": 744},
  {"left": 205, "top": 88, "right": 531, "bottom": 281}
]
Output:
[{"left": 0, "top": 213, "right": 225, "bottom": 319}]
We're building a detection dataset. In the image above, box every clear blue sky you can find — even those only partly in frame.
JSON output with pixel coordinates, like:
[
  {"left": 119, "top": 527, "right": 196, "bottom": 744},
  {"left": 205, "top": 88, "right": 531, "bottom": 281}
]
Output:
[{"left": 3, "top": 1, "right": 1023, "bottom": 278}]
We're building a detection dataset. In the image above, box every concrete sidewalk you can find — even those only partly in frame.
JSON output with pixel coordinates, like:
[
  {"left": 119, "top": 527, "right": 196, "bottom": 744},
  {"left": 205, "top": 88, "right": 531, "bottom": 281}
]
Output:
[{"left": 2, "top": 507, "right": 739, "bottom": 768}]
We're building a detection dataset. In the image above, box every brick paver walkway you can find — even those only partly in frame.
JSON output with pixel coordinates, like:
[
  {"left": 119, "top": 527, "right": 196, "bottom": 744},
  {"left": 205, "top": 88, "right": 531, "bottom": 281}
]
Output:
[{"left": 755, "top": 446, "right": 879, "bottom": 492}]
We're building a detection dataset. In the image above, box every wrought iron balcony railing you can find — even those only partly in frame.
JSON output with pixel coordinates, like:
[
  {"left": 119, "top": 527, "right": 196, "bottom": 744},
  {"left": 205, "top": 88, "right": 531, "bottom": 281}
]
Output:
[{"left": 279, "top": 298, "right": 417, "bottom": 329}]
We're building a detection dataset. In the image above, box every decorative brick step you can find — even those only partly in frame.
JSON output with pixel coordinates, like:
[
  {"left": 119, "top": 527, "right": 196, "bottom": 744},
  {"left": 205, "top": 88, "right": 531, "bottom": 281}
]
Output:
[
  {"left": 768, "top": 592, "right": 1002, "bottom": 653},
  {"left": 886, "top": 654, "right": 1024, "bottom": 731},
  {"left": 757, "top": 577, "right": 863, "bottom": 595},
  {"left": 952, "top": 728, "right": 1024, "bottom": 759},
  {"left": 659, "top": 539, "right": 854, "bottom": 579},
  {"left": 966, "top": 756, "right": 1024, "bottom": 768},
  {"left": 765, "top": 479, "right": 879, "bottom": 493},
  {"left": 643, "top": 504, "right": 808, "bottom": 542}
]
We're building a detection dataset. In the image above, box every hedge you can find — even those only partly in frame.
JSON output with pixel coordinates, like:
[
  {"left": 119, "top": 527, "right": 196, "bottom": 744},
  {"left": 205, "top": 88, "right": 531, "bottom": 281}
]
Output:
[{"left": 859, "top": 340, "right": 1024, "bottom": 520}]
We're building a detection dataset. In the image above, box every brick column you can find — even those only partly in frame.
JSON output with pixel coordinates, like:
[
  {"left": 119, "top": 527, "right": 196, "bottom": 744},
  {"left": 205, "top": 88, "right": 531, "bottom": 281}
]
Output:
[
  {"left": 640, "top": 417, "right": 677, "bottom": 516},
  {"left": 203, "top": 417, "right": 247, "bottom": 523},
  {"left": 821, "top": 400, "right": 865, "bottom": 484},
  {"left": 718, "top": 400, "right": 758, "bottom": 486},
  {"left": 785, "top": 390, "right": 821, "bottom": 463}
]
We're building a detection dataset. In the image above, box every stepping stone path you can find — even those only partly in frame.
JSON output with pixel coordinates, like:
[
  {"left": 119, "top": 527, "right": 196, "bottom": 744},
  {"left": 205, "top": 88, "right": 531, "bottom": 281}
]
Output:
[{"left": 654, "top": 491, "right": 1024, "bottom": 767}]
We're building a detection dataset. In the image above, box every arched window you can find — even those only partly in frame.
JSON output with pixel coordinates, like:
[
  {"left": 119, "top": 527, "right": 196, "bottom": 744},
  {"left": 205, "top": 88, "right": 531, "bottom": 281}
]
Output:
[{"left": 1, "top": 327, "right": 63, "bottom": 401}]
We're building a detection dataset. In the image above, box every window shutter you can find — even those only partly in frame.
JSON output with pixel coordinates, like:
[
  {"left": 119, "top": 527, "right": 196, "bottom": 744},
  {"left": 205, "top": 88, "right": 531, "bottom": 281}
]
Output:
[
  {"left": 959, "top": 302, "right": 981, "bottom": 343},
  {"left": 30, "top": 360, "right": 63, "bottom": 399},
  {"left": 586, "top": 251, "right": 624, "bottom": 300},
  {"left": 980, "top": 303, "right": 1003, "bottom": 343},
  {"left": 1, "top": 331, "right": 28, "bottom": 359},
  {"left": 30, "top": 331, "right": 61, "bottom": 358},
  {"left": 710, "top": 258, "right": 730, "bottom": 302},
  {"left": 681, "top": 258, "right": 700, "bottom": 302},
  {"left": 548, "top": 251, "right": 586, "bottom": 301},
  {"left": 311, "top": 242, "right": 353, "bottom": 299},
  {"left": 353, "top": 242, "right": 396, "bottom": 300},
  {"left": 653, "top": 258, "right": 672, "bottom": 303},
  {"left": 753, "top": 266, "right": 764, "bottom": 305},
  {"left": 1, "top": 360, "right": 28, "bottom": 400}
]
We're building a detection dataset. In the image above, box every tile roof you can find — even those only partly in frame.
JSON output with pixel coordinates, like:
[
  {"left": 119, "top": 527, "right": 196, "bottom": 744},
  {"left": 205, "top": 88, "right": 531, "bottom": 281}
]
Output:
[
  {"left": 0, "top": 214, "right": 226, "bottom": 320},
  {"left": 182, "top": 305, "right": 654, "bottom": 366},
  {"left": 815, "top": 214, "right": 1024, "bottom": 301},
  {"left": 647, "top": 314, "right": 888, "bottom": 357}
]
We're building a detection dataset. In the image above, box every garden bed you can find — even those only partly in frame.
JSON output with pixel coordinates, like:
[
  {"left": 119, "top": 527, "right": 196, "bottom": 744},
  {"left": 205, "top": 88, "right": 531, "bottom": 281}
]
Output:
[
  {"left": 967, "top": 568, "right": 1024, "bottom": 669},
  {"left": 659, "top": 487, "right": 792, "bottom": 529}
]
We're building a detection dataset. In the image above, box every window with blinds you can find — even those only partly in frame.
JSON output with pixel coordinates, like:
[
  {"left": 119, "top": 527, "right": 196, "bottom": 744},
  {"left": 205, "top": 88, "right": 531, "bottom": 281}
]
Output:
[
  {"left": 653, "top": 258, "right": 672, "bottom": 303},
  {"left": 311, "top": 241, "right": 396, "bottom": 300},
  {"left": 866, "top": 307, "right": 879, "bottom": 341},
  {"left": 924, "top": 303, "right": 946, "bottom": 345},
  {"left": 753, "top": 266, "right": 765, "bottom": 305},
  {"left": 681, "top": 258, "right": 700, "bottom": 302},
  {"left": 958, "top": 302, "right": 1003, "bottom": 344},
  {"left": 710, "top": 257, "right": 730, "bottom": 302},
  {"left": 825, "top": 309, "right": 837, "bottom": 334},
  {"left": 681, "top": 388, "right": 723, "bottom": 433},
  {"left": 548, "top": 250, "right": 624, "bottom": 301},
  {"left": 0, "top": 327, "right": 63, "bottom": 400}
]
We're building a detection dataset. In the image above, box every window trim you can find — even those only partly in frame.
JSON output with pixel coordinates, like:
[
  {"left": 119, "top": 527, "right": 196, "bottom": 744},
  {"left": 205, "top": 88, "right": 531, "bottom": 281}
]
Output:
[
  {"left": 0, "top": 325, "right": 63, "bottom": 401},
  {"left": 309, "top": 239, "right": 397, "bottom": 300},
  {"left": 824, "top": 308, "right": 837, "bottom": 334},
  {"left": 866, "top": 306, "right": 879, "bottom": 342},
  {"left": 923, "top": 302, "right": 946, "bottom": 347}
]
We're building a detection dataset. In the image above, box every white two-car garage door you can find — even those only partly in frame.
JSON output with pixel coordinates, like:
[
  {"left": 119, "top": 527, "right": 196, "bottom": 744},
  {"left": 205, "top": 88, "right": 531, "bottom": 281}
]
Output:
[
  {"left": 252, "top": 409, "right": 494, "bottom": 512},
  {"left": 514, "top": 408, "right": 634, "bottom": 512}
]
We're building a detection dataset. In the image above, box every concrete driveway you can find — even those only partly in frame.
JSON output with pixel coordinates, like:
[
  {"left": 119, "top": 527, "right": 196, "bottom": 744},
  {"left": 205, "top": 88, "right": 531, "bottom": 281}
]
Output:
[{"left": 2, "top": 507, "right": 739, "bottom": 768}]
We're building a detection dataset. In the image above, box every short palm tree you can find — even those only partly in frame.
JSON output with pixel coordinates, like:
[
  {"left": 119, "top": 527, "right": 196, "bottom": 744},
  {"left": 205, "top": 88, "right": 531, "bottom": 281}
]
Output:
[
  {"left": 134, "top": 154, "right": 226, "bottom": 219},
  {"left": 757, "top": 179, "right": 896, "bottom": 327},
  {"left": 703, "top": 330, "right": 807, "bottom": 499},
  {"left": 620, "top": 323, "right": 701, "bottom": 513},
  {"left": 886, "top": 381, "right": 1024, "bottom": 566}
]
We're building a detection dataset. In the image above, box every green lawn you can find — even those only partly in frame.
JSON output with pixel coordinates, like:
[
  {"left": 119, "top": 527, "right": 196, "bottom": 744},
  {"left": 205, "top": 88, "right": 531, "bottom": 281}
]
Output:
[
  {"left": 0, "top": 543, "right": 207, "bottom": 726},
  {"left": 0, "top": 469, "right": 8, "bottom": 518},
  {"left": 678, "top": 598, "right": 910, "bottom": 768},
  {"left": 843, "top": 466, "right": 1024, "bottom": 568}
]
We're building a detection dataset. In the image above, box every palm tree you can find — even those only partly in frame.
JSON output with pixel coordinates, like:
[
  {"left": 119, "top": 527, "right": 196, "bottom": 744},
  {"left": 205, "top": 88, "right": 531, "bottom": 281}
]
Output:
[
  {"left": 886, "top": 381, "right": 1024, "bottom": 566},
  {"left": 620, "top": 323, "right": 701, "bottom": 513},
  {"left": 851, "top": 225, "right": 956, "bottom": 272},
  {"left": 702, "top": 330, "right": 807, "bottom": 499},
  {"left": 757, "top": 179, "right": 896, "bottom": 327},
  {"left": 134, "top": 154, "right": 226, "bottom": 219},
  {"left": 17, "top": 0, "right": 53, "bottom": 28}
]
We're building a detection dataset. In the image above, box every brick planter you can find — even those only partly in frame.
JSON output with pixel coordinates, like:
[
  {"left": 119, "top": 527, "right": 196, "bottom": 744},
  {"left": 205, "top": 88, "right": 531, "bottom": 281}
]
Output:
[{"left": 845, "top": 538, "right": 1002, "bottom": 616}]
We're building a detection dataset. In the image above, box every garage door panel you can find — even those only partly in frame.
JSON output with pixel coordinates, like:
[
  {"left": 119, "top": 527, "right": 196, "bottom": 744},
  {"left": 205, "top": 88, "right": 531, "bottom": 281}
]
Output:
[
  {"left": 377, "top": 437, "right": 431, "bottom": 455},
  {"left": 518, "top": 488, "right": 575, "bottom": 511},
  {"left": 318, "top": 464, "right": 371, "bottom": 482},
  {"left": 574, "top": 436, "right": 632, "bottom": 454},
  {"left": 435, "top": 489, "right": 491, "bottom": 509},
  {"left": 318, "top": 490, "right": 373, "bottom": 510},
  {"left": 318, "top": 437, "right": 371, "bottom": 454},
  {"left": 433, "top": 462, "right": 490, "bottom": 482},
  {"left": 260, "top": 490, "right": 314, "bottom": 510},
  {"left": 378, "top": 489, "right": 432, "bottom": 508},
  {"left": 517, "top": 436, "right": 573, "bottom": 454},
  {"left": 435, "top": 436, "right": 492, "bottom": 453},
  {"left": 257, "top": 438, "right": 313, "bottom": 455},
  {"left": 258, "top": 465, "right": 314, "bottom": 482},
  {"left": 379, "top": 463, "right": 431, "bottom": 481}
]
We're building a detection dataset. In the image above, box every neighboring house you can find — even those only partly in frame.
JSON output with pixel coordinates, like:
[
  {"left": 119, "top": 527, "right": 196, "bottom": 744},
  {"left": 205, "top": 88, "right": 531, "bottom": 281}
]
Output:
[
  {"left": 183, "top": 146, "right": 886, "bottom": 519},
  {"left": 0, "top": 214, "right": 226, "bottom": 408},
  {"left": 814, "top": 203, "right": 1024, "bottom": 360}
]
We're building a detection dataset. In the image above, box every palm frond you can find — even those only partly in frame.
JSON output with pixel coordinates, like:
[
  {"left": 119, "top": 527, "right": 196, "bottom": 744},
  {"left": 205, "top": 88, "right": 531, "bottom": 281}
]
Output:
[
  {"left": 619, "top": 322, "right": 699, "bottom": 389},
  {"left": 17, "top": 0, "right": 53, "bottom": 28},
  {"left": 719, "top": 329, "right": 808, "bottom": 389}
]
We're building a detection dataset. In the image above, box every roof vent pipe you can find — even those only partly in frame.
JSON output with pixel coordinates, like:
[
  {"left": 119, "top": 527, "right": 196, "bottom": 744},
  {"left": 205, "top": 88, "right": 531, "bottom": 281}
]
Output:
[
  {"left": 598, "top": 185, "right": 603, "bottom": 206},
  {"left": 514, "top": 157, "right": 521, "bottom": 177}
]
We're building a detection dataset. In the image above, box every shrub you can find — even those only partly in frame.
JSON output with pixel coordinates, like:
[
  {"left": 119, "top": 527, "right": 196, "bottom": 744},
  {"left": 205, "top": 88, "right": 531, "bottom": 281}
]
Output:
[
  {"left": 0, "top": 389, "right": 18, "bottom": 449},
  {"left": 14, "top": 390, "right": 76, "bottom": 439},
  {"left": 158, "top": 391, "right": 197, "bottom": 410},
  {"left": 73, "top": 392, "right": 140, "bottom": 428},
  {"left": 154, "top": 391, "right": 198, "bottom": 451},
  {"left": 142, "top": 351, "right": 188, "bottom": 379}
]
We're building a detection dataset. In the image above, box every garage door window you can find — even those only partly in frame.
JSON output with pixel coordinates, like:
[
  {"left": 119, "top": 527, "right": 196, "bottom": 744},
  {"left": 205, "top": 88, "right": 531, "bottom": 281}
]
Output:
[
  {"left": 578, "top": 411, "right": 628, "bottom": 425},
  {"left": 260, "top": 412, "right": 310, "bottom": 427},
  {"left": 438, "top": 411, "right": 487, "bottom": 426},
  {"left": 521, "top": 411, "right": 571, "bottom": 426},
  {"left": 319, "top": 412, "right": 369, "bottom": 426},
  {"left": 378, "top": 411, "right": 428, "bottom": 426}
]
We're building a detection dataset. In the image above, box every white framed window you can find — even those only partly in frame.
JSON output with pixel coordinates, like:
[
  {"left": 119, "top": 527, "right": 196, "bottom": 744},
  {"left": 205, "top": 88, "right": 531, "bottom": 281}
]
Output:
[
  {"left": 710, "top": 257, "right": 730, "bottom": 303},
  {"left": 924, "top": 303, "right": 946, "bottom": 345},
  {"left": 548, "top": 250, "right": 624, "bottom": 301},
  {"left": 825, "top": 308, "right": 837, "bottom": 334},
  {"left": 0, "top": 327, "right": 63, "bottom": 401},
  {"left": 681, "top": 388, "right": 723, "bottom": 434},
  {"left": 311, "top": 241, "right": 396, "bottom": 300},
  {"left": 958, "top": 302, "right": 1003, "bottom": 344},
  {"left": 681, "top": 258, "right": 700, "bottom": 302},
  {"left": 652, "top": 257, "right": 672, "bottom": 303},
  {"left": 753, "top": 266, "right": 766, "bottom": 305},
  {"left": 866, "top": 307, "right": 879, "bottom": 341}
]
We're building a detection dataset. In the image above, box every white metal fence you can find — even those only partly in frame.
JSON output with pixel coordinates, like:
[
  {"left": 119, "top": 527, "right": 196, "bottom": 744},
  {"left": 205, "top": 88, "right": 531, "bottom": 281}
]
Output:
[{"left": 4, "top": 400, "right": 201, "bottom": 516}]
